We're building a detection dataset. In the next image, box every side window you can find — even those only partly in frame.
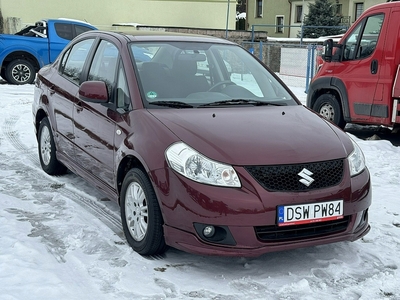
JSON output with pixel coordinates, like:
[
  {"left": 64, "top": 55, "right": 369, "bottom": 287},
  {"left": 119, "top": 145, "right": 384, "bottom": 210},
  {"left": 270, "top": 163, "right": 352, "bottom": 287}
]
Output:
[
  {"left": 60, "top": 39, "right": 95, "bottom": 85},
  {"left": 357, "top": 14, "right": 383, "bottom": 59},
  {"left": 54, "top": 23, "right": 74, "bottom": 40},
  {"left": 343, "top": 14, "right": 384, "bottom": 61},
  {"left": 276, "top": 16, "right": 284, "bottom": 33},
  {"left": 256, "top": 0, "right": 263, "bottom": 18},
  {"left": 88, "top": 40, "right": 119, "bottom": 98},
  {"left": 116, "top": 65, "right": 131, "bottom": 111},
  {"left": 74, "top": 25, "right": 94, "bottom": 38}
]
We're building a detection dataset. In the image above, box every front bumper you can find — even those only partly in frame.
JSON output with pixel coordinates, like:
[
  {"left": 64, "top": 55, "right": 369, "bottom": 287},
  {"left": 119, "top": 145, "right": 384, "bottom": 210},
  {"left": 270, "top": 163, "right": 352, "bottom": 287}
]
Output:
[{"left": 150, "top": 164, "right": 371, "bottom": 257}]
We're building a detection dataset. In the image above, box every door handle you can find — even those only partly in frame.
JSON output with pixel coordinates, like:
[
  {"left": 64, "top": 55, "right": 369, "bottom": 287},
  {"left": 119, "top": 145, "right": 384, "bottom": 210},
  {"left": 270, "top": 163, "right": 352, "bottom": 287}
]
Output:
[{"left": 371, "top": 59, "right": 378, "bottom": 74}]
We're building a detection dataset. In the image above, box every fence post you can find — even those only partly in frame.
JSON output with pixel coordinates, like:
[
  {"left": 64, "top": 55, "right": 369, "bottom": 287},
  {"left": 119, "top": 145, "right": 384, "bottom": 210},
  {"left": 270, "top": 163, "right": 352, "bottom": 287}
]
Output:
[
  {"left": 300, "top": 25, "right": 304, "bottom": 46},
  {"left": 259, "top": 41, "right": 263, "bottom": 61},
  {"left": 310, "top": 45, "right": 316, "bottom": 79},
  {"left": 305, "top": 44, "right": 312, "bottom": 93}
]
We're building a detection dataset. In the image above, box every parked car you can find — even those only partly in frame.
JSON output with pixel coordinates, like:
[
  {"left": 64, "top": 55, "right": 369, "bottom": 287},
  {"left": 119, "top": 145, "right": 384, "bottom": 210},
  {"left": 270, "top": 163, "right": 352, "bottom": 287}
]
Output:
[
  {"left": 32, "top": 30, "right": 371, "bottom": 257},
  {"left": 0, "top": 18, "right": 96, "bottom": 84}
]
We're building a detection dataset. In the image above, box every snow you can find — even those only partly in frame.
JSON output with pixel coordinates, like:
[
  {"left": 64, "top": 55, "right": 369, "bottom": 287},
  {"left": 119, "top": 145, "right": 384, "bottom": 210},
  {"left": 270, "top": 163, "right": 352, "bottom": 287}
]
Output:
[
  {"left": 236, "top": 12, "right": 246, "bottom": 20},
  {"left": 0, "top": 82, "right": 399, "bottom": 300}
]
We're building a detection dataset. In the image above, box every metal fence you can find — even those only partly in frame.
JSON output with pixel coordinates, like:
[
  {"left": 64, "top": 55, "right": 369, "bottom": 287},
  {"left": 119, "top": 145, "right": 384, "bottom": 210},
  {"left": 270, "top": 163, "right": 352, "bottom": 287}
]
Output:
[
  {"left": 250, "top": 24, "right": 348, "bottom": 44},
  {"left": 241, "top": 41, "right": 320, "bottom": 93}
]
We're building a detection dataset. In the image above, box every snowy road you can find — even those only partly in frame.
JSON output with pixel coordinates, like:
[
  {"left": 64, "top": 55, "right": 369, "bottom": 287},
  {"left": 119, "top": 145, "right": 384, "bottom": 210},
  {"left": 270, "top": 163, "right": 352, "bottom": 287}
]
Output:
[{"left": 0, "top": 83, "right": 399, "bottom": 300}]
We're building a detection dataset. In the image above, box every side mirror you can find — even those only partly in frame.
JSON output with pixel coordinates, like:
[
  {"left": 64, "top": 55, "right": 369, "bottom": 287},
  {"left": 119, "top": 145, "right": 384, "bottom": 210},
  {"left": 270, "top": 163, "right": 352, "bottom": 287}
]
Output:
[
  {"left": 79, "top": 81, "right": 109, "bottom": 103},
  {"left": 322, "top": 39, "right": 333, "bottom": 62}
]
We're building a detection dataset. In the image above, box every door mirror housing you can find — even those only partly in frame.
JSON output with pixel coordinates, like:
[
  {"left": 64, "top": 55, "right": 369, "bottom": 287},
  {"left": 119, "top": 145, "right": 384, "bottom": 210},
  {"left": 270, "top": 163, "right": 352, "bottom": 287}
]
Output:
[
  {"left": 322, "top": 39, "right": 333, "bottom": 62},
  {"left": 79, "top": 81, "right": 109, "bottom": 103},
  {"left": 322, "top": 39, "right": 343, "bottom": 63}
]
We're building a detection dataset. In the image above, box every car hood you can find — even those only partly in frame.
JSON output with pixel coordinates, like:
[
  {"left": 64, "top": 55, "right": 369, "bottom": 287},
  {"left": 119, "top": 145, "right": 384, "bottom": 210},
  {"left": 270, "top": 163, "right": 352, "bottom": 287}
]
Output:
[{"left": 149, "top": 105, "right": 352, "bottom": 166}]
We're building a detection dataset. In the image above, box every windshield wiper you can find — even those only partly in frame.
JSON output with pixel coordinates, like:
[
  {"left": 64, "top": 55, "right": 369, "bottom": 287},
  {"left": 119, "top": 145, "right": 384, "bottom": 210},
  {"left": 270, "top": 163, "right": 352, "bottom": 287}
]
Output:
[
  {"left": 150, "top": 101, "right": 194, "bottom": 108},
  {"left": 199, "top": 99, "right": 287, "bottom": 107}
]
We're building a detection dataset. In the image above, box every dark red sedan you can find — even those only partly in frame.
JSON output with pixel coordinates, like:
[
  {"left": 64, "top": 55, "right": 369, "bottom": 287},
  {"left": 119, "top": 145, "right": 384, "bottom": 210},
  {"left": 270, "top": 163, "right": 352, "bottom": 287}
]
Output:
[{"left": 32, "top": 30, "right": 371, "bottom": 257}]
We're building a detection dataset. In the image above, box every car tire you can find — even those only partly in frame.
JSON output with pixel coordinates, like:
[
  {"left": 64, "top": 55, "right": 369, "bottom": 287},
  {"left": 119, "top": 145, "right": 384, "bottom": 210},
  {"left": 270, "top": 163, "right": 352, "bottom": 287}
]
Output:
[
  {"left": 5, "top": 59, "right": 36, "bottom": 85},
  {"left": 1, "top": 69, "right": 6, "bottom": 82},
  {"left": 38, "top": 117, "right": 67, "bottom": 175},
  {"left": 313, "top": 94, "right": 346, "bottom": 129},
  {"left": 120, "top": 168, "right": 167, "bottom": 256}
]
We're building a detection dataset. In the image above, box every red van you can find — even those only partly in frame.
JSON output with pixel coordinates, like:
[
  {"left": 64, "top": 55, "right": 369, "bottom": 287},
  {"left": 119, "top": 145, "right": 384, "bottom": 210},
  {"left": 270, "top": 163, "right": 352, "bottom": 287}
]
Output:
[{"left": 307, "top": 1, "right": 400, "bottom": 129}]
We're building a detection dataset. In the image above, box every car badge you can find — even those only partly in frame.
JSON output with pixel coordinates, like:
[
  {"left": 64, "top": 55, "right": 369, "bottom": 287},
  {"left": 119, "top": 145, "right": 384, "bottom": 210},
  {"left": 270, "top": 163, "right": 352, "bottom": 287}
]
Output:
[{"left": 298, "top": 168, "right": 314, "bottom": 186}]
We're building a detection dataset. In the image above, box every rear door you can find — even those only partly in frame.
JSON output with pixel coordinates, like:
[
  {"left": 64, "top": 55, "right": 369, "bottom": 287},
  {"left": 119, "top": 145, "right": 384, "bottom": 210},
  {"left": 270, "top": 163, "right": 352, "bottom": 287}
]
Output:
[
  {"left": 49, "top": 38, "right": 95, "bottom": 160},
  {"left": 334, "top": 10, "right": 388, "bottom": 123}
]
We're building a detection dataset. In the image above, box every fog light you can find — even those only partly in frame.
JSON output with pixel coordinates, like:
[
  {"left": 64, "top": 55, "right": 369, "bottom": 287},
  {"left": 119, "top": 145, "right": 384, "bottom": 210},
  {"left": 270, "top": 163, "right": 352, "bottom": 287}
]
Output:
[{"left": 203, "top": 225, "right": 215, "bottom": 237}]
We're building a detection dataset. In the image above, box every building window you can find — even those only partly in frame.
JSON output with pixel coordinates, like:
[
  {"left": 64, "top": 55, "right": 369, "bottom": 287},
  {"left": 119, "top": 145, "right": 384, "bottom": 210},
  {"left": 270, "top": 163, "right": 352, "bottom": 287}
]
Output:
[
  {"left": 295, "top": 5, "right": 303, "bottom": 23},
  {"left": 355, "top": 3, "right": 364, "bottom": 20},
  {"left": 336, "top": 4, "right": 342, "bottom": 16},
  {"left": 256, "top": 0, "right": 263, "bottom": 18},
  {"left": 276, "top": 16, "right": 284, "bottom": 33}
]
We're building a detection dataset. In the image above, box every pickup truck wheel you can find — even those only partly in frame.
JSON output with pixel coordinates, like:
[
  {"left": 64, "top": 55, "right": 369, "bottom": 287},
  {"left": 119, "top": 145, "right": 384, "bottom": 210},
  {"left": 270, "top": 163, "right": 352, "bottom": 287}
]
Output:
[
  {"left": 120, "top": 168, "right": 167, "bottom": 256},
  {"left": 313, "top": 94, "right": 346, "bottom": 129},
  {"left": 5, "top": 59, "right": 36, "bottom": 85},
  {"left": 1, "top": 69, "right": 6, "bottom": 81},
  {"left": 38, "top": 117, "right": 67, "bottom": 175}
]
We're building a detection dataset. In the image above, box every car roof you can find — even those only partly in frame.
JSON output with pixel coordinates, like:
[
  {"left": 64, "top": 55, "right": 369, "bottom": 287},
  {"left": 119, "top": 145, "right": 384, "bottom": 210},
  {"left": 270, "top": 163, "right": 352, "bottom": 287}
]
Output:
[
  {"left": 81, "top": 30, "right": 235, "bottom": 45},
  {"left": 42, "top": 18, "right": 94, "bottom": 25}
]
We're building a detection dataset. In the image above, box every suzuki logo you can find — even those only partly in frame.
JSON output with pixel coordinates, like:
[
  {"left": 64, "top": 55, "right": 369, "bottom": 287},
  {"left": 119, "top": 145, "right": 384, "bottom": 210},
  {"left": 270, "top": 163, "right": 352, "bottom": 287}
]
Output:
[{"left": 298, "top": 168, "right": 314, "bottom": 187}]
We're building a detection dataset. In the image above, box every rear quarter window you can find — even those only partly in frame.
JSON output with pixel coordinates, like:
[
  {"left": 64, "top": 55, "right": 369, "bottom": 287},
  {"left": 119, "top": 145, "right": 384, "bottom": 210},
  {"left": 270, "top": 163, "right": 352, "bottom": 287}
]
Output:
[
  {"left": 54, "top": 23, "right": 93, "bottom": 40},
  {"left": 75, "top": 24, "right": 94, "bottom": 37},
  {"left": 54, "top": 23, "right": 74, "bottom": 40}
]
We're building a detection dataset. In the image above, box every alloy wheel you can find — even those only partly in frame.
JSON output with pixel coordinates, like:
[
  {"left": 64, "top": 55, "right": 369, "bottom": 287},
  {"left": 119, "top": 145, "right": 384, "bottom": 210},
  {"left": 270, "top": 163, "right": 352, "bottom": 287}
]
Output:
[{"left": 125, "top": 182, "right": 148, "bottom": 241}]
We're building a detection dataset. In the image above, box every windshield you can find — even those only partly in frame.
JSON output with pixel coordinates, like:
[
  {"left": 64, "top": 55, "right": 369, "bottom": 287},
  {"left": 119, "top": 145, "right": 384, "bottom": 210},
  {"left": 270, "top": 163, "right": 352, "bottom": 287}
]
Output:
[{"left": 129, "top": 41, "right": 298, "bottom": 108}]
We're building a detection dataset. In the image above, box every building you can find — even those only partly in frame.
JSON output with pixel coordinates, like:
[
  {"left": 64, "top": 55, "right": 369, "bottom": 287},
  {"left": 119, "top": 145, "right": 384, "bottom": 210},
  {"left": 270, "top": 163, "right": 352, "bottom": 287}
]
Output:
[
  {"left": 0, "top": 0, "right": 236, "bottom": 33},
  {"left": 246, "top": 0, "right": 386, "bottom": 38}
]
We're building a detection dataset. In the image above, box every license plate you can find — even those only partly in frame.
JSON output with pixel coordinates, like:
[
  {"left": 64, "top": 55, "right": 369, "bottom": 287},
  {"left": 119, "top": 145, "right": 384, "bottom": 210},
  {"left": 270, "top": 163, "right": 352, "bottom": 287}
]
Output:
[{"left": 277, "top": 200, "right": 343, "bottom": 226}]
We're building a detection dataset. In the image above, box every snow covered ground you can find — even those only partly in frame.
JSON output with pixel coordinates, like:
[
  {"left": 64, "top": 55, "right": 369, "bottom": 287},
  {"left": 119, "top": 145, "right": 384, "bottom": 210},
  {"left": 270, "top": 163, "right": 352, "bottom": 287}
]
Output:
[{"left": 0, "top": 82, "right": 399, "bottom": 300}]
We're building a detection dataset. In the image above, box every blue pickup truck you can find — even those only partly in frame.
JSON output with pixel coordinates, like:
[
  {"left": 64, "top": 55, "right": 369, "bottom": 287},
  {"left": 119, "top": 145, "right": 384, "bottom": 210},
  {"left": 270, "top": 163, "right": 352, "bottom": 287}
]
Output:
[{"left": 0, "top": 18, "right": 97, "bottom": 84}]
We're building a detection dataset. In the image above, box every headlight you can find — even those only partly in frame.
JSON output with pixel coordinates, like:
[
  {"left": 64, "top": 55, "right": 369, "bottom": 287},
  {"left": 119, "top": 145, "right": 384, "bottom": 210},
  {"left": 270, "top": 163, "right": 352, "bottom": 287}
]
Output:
[
  {"left": 165, "top": 142, "right": 241, "bottom": 187},
  {"left": 348, "top": 138, "right": 366, "bottom": 177}
]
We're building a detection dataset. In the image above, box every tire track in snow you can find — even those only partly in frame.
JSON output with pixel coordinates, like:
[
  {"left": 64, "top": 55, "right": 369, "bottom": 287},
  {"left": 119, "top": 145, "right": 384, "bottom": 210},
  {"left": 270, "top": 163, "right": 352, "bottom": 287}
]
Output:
[
  {"left": 2, "top": 112, "right": 165, "bottom": 260},
  {"left": 2, "top": 115, "right": 40, "bottom": 165},
  {"left": 2, "top": 113, "right": 125, "bottom": 241}
]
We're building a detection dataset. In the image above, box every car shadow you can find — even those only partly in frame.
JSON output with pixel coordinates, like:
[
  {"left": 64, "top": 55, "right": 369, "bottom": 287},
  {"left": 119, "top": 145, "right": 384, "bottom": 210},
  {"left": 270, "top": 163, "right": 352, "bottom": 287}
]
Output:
[{"left": 345, "top": 124, "right": 400, "bottom": 146}]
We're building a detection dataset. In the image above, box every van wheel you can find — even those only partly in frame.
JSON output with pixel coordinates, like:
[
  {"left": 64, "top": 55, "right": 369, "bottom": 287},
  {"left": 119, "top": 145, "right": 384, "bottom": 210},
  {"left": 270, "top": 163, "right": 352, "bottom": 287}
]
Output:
[
  {"left": 38, "top": 117, "right": 67, "bottom": 175},
  {"left": 313, "top": 94, "right": 346, "bottom": 129},
  {"left": 120, "top": 168, "right": 167, "bottom": 256},
  {"left": 5, "top": 59, "right": 36, "bottom": 85}
]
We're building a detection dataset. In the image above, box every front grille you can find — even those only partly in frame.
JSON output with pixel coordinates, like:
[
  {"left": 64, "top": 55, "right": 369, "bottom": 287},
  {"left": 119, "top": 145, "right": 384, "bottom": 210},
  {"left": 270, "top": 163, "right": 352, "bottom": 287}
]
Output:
[
  {"left": 255, "top": 216, "right": 350, "bottom": 242},
  {"left": 245, "top": 159, "right": 344, "bottom": 192}
]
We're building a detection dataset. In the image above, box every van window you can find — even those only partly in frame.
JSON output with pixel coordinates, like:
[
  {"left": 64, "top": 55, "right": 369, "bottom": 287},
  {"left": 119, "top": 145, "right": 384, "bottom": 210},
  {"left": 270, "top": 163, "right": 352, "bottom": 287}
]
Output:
[{"left": 342, "top": 14, "right": 384, "bottom": 61}]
